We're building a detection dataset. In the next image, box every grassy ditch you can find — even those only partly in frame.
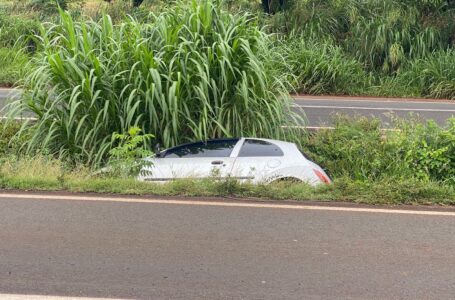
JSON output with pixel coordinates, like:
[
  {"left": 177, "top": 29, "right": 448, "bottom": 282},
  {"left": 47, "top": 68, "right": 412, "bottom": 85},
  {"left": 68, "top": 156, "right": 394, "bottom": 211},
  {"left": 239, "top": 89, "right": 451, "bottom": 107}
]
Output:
[
  {"left": 0, "top": 156, "right": 453, "bottom": 205},
  {"left": 1, "top": 116, "right": 454, "bottom": 205}
]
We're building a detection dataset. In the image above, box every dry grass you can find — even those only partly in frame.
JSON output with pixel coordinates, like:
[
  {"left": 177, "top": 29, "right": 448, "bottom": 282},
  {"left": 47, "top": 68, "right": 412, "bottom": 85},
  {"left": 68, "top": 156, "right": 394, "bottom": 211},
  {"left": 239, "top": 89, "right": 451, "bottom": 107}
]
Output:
[
  {"left": 0, "top": 155, "right": 454, "bottom": 204},
  {"left": 82, "top": 0, "right": 109, "bottom": 17}
]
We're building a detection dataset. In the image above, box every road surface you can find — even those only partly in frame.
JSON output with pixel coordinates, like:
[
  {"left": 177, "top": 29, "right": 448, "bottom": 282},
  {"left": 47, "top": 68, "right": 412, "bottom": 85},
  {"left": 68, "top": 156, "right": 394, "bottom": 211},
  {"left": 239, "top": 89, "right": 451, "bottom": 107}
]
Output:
[
  {"left": 1, "top": 88, "right": 455, "bottom": 126},
  {"left": 293, "top": 95, "right": 455, "bottom": 127},
  {"left": 1, "top": 192, "right": 455, "bottom": 299}
]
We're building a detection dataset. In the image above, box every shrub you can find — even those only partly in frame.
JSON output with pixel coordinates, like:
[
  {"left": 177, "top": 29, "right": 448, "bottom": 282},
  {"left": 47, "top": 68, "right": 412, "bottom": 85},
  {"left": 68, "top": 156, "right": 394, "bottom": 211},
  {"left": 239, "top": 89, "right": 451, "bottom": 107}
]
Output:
[
  {"left": 280, "top": 37, "right": 367, "bottom": 95},
  {"left": 399, "top": 119, "right": 455, "bottom": 184},
  {"left": 304, "top": 115, "right": 455, "bottom": 184},
  {"left": 10, "top": 0, "right": 297, "bottom": 166},
  {"left": 304, "top": 115, "right": 410, "bottom": 181},
  {"left": 28, "top": 0, "right": 85, "bottom": 16},
  {"left": 107, "top": 127, "right": 153, "bottom": 177},
  {"left": 29, "top": 0, "right": 70, "bottom": 11}
]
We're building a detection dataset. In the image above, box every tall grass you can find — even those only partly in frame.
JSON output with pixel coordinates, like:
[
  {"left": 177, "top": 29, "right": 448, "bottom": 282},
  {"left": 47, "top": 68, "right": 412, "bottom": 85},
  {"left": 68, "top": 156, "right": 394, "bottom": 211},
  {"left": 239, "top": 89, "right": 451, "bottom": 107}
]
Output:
[
  {"left": 0, "top": 47, "right": 29, "bottom": 87},
  {"left": 279, "top": 37, "right": 367, "bottom": 95},
  {"left": 9, "top": 0, "right": 298, "bottom": 166},
  {"left": 0, "top": 10, "right": 39, "bottom": 48},
  {"left": 397, "top": 50, "right": 455, "bottom": 99},
  {"left": 269, "top": 0, "right": 454, "bottom": 74}
]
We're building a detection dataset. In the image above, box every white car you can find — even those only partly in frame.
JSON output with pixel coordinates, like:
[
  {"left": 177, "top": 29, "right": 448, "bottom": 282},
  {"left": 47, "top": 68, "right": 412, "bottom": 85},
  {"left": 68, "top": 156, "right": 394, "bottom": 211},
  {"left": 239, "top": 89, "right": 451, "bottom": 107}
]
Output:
[{"left": 139, "top": 138, "right": 331, "bottom": 186}]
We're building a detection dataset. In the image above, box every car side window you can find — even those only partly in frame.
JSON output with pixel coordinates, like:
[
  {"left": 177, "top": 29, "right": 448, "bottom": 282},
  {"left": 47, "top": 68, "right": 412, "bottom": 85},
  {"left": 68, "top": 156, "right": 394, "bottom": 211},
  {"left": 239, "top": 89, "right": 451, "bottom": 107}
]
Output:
[
  {"left": 163, "top": 139, "right": 239, "bottom": 158},
  {"left": 238, "top": 139, "right": 284, "bottom": 157}
]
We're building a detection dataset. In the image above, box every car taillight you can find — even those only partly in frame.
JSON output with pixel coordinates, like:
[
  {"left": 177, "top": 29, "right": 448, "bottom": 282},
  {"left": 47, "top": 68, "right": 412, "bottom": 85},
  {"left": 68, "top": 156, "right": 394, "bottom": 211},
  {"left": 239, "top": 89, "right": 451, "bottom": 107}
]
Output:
[{"left": 313, "top": 169, "right": 331, "bottom": 184}]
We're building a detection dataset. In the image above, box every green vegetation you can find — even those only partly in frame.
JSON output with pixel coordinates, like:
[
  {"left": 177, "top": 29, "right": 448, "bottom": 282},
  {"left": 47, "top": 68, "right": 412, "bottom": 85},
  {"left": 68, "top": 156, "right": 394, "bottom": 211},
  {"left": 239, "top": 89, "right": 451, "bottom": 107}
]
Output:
[
  {"left": 0, "top": 3, "right": 39, "bottom": 86},
  {"left": 268, "top": 0, "right": 455, "bottom": 98},
  {"left": 278, "top": 37, "right": 367, "bottom": 95},
  {"left": 305, "top": 116, "right": 455, "bottom": 184},
  {"left": 3, "top": 0, "right": 455, "bottom": 97},
  {"left": 107, "top": 126, "right": 154, "bottom": 177},
  {"left": 0, "top": 153, "right": 454, "bottom": 205},
  {"left": 9, "top": 2, "right": 296, "bottom": 166},
  {"left": 0, "top": 121, "right": 25, "bottom": 155},
  {"left": 1, "top": 115, "right": 454, "bottom": 204},
  {"left": 1, "top": 0, "right": 454, "bottom": 204},
  {"left": 0, "top": 162, "right": 455, "bottom": 205},
  {"left": 0, "top": 48, "right": 29, "bottom": 87}
]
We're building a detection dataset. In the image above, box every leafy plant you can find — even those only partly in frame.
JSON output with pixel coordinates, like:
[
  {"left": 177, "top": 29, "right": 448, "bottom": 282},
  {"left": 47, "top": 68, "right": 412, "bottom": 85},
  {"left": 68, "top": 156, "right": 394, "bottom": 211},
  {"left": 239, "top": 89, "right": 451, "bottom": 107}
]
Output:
[
  {"left": 107, "top": 126, "right": 153, "bottom": 177},
  {"left": 9, "top": 0, "right": 297, "bottom": 166},
  {"left": 0, "top": 11, "right": 39, "bottom": 49},
  {"left": 304, "top": 115, "right": 409, "bottom": 181},
  {"left": 400, "top": 119, "right": 455, "bottom": 184},
  {"left": 29, "top": 0, "right": 70, "bottom": 11},
  {"left": 303, "top": 115, "right": 455, "bottom": 184}
]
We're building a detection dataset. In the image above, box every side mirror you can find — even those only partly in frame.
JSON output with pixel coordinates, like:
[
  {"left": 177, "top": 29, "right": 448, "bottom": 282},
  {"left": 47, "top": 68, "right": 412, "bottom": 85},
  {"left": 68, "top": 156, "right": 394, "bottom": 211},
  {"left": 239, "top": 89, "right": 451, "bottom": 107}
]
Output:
[{"left": 155, "top": 143, "right": 161, "bottom": 158}]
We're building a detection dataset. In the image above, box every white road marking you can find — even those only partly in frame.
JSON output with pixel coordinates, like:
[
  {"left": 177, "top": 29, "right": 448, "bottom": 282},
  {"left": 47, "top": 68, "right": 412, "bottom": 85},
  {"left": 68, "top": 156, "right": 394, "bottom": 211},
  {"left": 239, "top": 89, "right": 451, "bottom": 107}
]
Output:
[
  {"left": 293, "top": 96, "right": 455, "bottom": 104},
  {"left": 0, "top": 294, "right": 121, "bottom": 300},
  {"left": 0, "top": 193, "right": 454, "bottom": 217},
  {"left": 292, "top": 104, "right": 455, "bottom": 112},
  {"left": 281, "top": 125, "right": 401, "bottom": 131},
  {"left": 0, "top": 116, "right": 37, "bottom": 121}
]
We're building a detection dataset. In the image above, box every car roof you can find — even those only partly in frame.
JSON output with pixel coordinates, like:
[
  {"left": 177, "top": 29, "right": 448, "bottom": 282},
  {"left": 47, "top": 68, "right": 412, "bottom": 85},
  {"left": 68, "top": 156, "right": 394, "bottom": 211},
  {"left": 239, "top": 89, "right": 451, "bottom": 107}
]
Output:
[
  {"left": 166, "top": 137, "right": 295, "bottom": 148},
  {"left": 160, "top": 138, "right": 239, "bottom": 153}
]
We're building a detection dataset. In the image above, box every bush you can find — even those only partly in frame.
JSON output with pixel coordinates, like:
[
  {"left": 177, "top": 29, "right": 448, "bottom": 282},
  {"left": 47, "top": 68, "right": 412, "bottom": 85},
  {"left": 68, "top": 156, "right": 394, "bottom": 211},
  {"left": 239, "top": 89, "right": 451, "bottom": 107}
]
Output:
[
  {"left": 304, "top": 115, "right": 455, "bottom": 184},
  {"left": 399, "top": 119, "right": 455, "bottom": 184},
  {"left": 107, "top": 127, "right": 153, "bottom": 177},
  {"left": 10, "top": 0, "right": 297, "bottom": 166},
  {"left": 29, "top": 0, "right": 69, "bottom": 11},
  {"left": 28, "top": 0, "right": 85, "bottom": 16},
  {"left": 304, "top": 115, "right": 410, "bottom": 180}
]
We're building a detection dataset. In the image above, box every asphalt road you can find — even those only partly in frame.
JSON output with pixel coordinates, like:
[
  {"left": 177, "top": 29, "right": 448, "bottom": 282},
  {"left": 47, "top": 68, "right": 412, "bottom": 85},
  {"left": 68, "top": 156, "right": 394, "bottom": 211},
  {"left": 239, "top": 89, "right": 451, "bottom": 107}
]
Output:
[
  {"left": 1, "top": 88, "right": 455, "bottom": 126},
  {"left": 2, "top": 192, "right": 455, "bottom": 299},
  {"left": 294, "top": 95, "right": 455, "bottom": 127}
]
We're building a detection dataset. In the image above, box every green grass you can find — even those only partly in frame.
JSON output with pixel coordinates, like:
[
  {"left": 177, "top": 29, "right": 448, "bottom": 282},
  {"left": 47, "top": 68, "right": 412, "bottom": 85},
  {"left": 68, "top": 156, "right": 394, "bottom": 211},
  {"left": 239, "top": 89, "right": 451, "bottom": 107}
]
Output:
[
  {"left": 303, "top": 116, "right": 455, "bottom": 184},
  {"left": 0, "top": 156, "right": 453, "bottom": 205},
  {"left": 262, "top": 0, "right": 455, "bottom": 98},
  {"left": 278, "top": 37, "right": 368, "bottom": 95},
  {"left": 2, "top": 0, "right": 455, "bottom": 99},
  {"left": 0, "top": 47, "right": 29, "bottom": 87},
  {"left": 1, "top": 114, "right": 454, "bottom": 206},
  {"left": 9, "top": 1, "right": 300, "bottom": 167}
]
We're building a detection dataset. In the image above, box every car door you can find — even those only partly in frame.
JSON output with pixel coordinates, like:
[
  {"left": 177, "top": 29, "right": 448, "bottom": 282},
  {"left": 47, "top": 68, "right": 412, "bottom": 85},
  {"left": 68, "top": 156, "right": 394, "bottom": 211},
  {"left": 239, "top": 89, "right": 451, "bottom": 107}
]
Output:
[
  {"left": 142, "top": 139, "right": 240, "bottom": 181},
  {"left": 231, "top": 139, "right": 285, "bottom": 183}
]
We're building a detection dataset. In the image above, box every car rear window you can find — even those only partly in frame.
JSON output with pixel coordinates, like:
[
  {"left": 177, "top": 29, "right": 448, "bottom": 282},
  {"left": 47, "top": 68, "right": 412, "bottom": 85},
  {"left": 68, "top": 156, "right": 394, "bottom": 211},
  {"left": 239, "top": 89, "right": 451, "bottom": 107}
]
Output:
[{"left": 238, "top": 139, "right": 284, "bottom": 157}]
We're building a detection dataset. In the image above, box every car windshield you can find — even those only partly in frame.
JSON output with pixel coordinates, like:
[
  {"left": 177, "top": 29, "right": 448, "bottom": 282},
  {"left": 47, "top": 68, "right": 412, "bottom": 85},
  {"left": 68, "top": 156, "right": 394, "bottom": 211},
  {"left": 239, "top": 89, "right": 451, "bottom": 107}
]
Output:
[{"left": 163, "top": 139, "right": 239, "bottom": 158}]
